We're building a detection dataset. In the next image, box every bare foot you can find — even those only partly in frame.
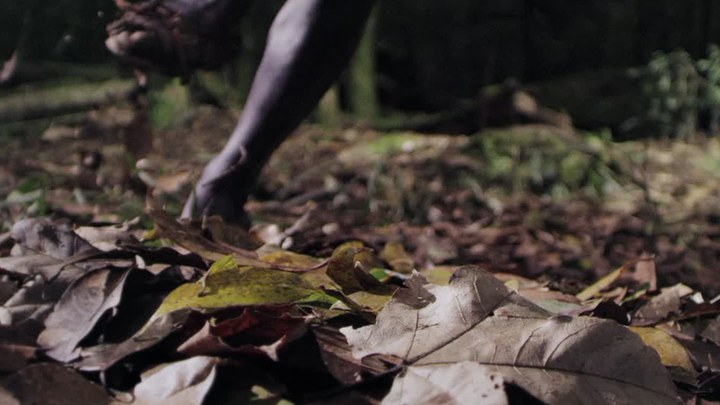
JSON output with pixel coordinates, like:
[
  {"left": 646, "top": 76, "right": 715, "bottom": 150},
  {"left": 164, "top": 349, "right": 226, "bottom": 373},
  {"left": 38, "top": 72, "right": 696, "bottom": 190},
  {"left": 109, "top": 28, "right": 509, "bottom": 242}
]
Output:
[{"left": 181, "top": 156, "right": 253, "bottom": 227}]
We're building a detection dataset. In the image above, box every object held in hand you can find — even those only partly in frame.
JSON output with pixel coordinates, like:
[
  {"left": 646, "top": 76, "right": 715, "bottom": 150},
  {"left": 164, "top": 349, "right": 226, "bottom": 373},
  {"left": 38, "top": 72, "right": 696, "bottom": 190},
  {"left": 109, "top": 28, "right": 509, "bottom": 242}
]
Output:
[{"left": 106, "top": 0, "right": 248, "bottom": 81}]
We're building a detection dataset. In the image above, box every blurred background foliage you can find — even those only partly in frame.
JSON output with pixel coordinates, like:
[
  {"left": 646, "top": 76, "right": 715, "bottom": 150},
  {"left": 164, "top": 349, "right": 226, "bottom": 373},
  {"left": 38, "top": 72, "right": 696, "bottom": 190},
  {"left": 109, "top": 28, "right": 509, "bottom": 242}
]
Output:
[{"left": 4, "top": 0, "right": 720, "bottom": 138}]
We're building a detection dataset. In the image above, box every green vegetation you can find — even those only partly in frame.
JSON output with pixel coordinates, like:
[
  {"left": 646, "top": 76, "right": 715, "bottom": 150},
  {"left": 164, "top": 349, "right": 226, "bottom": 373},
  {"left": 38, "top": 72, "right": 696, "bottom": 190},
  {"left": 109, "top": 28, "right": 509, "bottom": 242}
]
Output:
[
  {"left": 698, "top": 45, "right": 720, "bottom": 135},
  {"left": 4, "top": 175, "right": 50, "bottom": 217},
  {"left": 640, "top": 50, "right": 700, "bottom": 138},
  {"left": 348, "top": 8, "right": 379, "bottom": 120},
  {"left": 637, "top": 45, "right": 720, "bottom": 138},
  {"left": 149, "top": 79, "right": 192, "bottom": 129},
  {"left": 467, "top": 128, "right": 616, "bottom": 198}
]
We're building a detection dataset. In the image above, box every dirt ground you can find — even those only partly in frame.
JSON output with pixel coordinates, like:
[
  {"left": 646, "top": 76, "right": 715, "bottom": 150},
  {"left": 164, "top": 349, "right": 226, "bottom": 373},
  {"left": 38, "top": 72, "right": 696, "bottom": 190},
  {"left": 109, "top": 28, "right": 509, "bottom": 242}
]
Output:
[{"left": 2, "top": 105, "right": 720, "bottom": 296}]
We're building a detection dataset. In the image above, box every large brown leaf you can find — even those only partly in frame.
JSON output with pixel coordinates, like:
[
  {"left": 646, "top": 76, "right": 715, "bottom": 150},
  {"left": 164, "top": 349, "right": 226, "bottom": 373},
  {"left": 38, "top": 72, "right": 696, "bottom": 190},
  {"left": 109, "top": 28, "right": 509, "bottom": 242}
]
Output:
[
  {"left": 342, "top": 266, "right": 678, "bottom": 405},
  {"left": 77, "top": 309, "right": 192, "bottom": 372},
  {"left": 37, "top": 268, "right": 131, "bottom": 362},
  {"left": 0, "top": 219, "right": 105, "bottom": 339}
]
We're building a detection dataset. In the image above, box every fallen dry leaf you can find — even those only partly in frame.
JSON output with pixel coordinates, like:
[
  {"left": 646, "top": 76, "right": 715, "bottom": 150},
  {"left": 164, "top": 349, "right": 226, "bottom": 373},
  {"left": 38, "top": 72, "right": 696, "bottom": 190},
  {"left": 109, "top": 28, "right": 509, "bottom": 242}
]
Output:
[
  {"left": 379, "top": 241, "right": 415, "bottom": 273},
  {"left": 38, "top": 268, "right": 131, "bottom": 362},
  {"left": 630, "top": 326, "right": 695, "bottom": 373},
  {"left": 148, "top": 206, "right": 256, "bottom": 260},
  {"left": 699, "top": 315, "right": 720, "bottom": 346},
  {"left": 10, "top": 218, "right": 97, "bottom": 260},
  {"left": 420, "top": 265, "right": 459, "bottom": 285},
  {"left": 77, "top": 309, "right": 192, "bottom": 372},
  {"left": 0, "top": 218, "right": 118, "bottom": 340},
  {"left": 632, "top": 253, "right": 658, "bottom": 292},
  {"left": 326, "top": 245, "right": 395, "bottom": 295},
  {"left": 0, "top": 387, "right": 19, "bottom": 405},
  {"left": 342, "top": 266, "right": 678, "bottom": 405},
  {"left": 148, "top": 206, "right": 314, "bottom": 271},
  {"left": 177, "top": 306, "right": 311, "bottom": 361},
  {"left": 153, "top": 171, "right": 192, "bottom": 194},
  {"left": 123, "top": 356, "right": 219, "bottom": 405},
  {"left": 119, "top": 356, "right": 292, "bottom": 405},
  {"left": 0, "top": 347, "right": 33, "bottom": 375},
  {"left": 635, "top": 284, "right": 694, "bottom": 324},
  {"left": 313, "top": 325, "right": 394, "bottom": 385},
  {"left": 1, "top": 363, "right": 110, "bottom": 405},
  {"left": 576, "top": 259, "right": 637, "bottom": 301},
  {"left": 383, "top": 361, "right": 508, "bottom": 405},
  {"left": 259, "top": 250, "right": 324, "bottom": 269},
  {"left": 0, "top": 218, "right": 100, "bottom": 281},
  {"left": 74, "top": 223, "right": 134, "bottom": 252}
]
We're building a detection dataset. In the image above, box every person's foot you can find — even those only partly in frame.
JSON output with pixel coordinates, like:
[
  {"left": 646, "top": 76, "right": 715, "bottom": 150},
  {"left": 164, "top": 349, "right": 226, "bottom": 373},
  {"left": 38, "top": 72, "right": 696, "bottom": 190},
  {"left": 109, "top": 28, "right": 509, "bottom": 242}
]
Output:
[
  {"left": 181, "top": 186, "right": 251, "bottom": 227},
  {"left": 181, "top": 155, "right": 254, "bottom": 227}
]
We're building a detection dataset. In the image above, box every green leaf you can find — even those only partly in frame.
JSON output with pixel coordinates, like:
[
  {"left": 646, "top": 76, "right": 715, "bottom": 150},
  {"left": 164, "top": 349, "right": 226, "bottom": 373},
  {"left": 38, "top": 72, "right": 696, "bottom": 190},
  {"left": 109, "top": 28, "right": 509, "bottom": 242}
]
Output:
[{"left": 151, "top": 256, "right": 337, "bottom": 320}]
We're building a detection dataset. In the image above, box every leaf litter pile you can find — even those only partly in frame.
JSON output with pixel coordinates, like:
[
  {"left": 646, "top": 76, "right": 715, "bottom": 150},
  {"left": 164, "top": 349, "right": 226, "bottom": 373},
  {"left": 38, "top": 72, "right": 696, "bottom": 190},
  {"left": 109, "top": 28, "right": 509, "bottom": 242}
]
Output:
[{"left": 3, "top": 107, "right": 720, "bottom": 403}]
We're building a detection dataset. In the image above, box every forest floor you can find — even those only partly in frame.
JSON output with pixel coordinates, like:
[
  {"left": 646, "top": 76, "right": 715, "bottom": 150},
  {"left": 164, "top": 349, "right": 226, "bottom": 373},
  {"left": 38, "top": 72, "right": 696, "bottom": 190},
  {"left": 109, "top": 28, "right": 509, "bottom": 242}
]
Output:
[
  {"left": 1, "top": 105, "right": 720, "bottom": 403},
  {"left": 3, "top": 105, "right": 720, "bottom": 294}
]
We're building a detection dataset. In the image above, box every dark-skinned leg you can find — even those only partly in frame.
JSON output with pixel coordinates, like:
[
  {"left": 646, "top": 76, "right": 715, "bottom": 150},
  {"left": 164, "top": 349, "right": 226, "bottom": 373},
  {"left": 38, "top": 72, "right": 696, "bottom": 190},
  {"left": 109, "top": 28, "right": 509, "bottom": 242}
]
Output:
[{"left": 181, "top": 0, "right": 377, "bottom": 225}]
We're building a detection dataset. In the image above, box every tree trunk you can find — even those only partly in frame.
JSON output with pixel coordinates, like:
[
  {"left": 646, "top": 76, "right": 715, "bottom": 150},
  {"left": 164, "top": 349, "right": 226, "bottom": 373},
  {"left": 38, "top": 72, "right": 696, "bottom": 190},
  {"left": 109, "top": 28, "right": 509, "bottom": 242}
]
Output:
[
  {"left": 348, "top": 7, "right": 379, "bottom": 120},
  {"left": 316, "top": 85, "right": 342, "bottom": 128}
]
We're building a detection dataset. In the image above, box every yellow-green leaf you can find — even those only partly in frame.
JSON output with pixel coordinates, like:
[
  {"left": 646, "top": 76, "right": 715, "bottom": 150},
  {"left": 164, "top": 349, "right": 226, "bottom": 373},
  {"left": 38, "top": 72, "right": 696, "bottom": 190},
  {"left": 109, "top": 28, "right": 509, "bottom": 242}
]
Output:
[
  {"left": 630, "top": 326, "right": 695, "bottom": 372},
  {"left": 260, "top": 251, "right": 324, "bottom": 269},
  {"left": 151, "top": 256, "right": 336, "bottom": 320},
  {"left": 421, "top": 266, "right": 459, "bottom": 286},
  {"left": 379, "top": 241, "right": 415, "bottom": 273},
  {"left": 326, "top": 245, "right": 395, "bottom": 295},
  {"left": 576, "top": 260, "right": 634, "bottom": 301},
  {"left": 332, "top": 241, "right": 385, "bottom": 270},
  {"left": 346, "top": 291, "right": 393, "bottom": 313}
]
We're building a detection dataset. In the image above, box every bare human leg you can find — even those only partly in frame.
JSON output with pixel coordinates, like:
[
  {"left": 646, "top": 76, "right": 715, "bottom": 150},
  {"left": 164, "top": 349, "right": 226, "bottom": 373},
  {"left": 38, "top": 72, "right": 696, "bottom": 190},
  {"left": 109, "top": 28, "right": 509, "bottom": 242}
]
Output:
[{"left": 180, "top": 0, "right": 377, "bottom": 225}]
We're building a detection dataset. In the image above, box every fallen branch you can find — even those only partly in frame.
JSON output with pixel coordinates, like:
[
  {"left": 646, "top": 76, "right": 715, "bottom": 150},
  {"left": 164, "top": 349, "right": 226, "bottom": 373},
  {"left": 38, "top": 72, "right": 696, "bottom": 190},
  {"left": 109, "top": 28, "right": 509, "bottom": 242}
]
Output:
[
  {"left": 0, "top": 79, "right": 138, "bottom": 124},
  {"left": 0, "top": 61, "right": 123, "bottom": 87},
  {"left": 371, "top": 84, "right": 573, "bottom": 134}
]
